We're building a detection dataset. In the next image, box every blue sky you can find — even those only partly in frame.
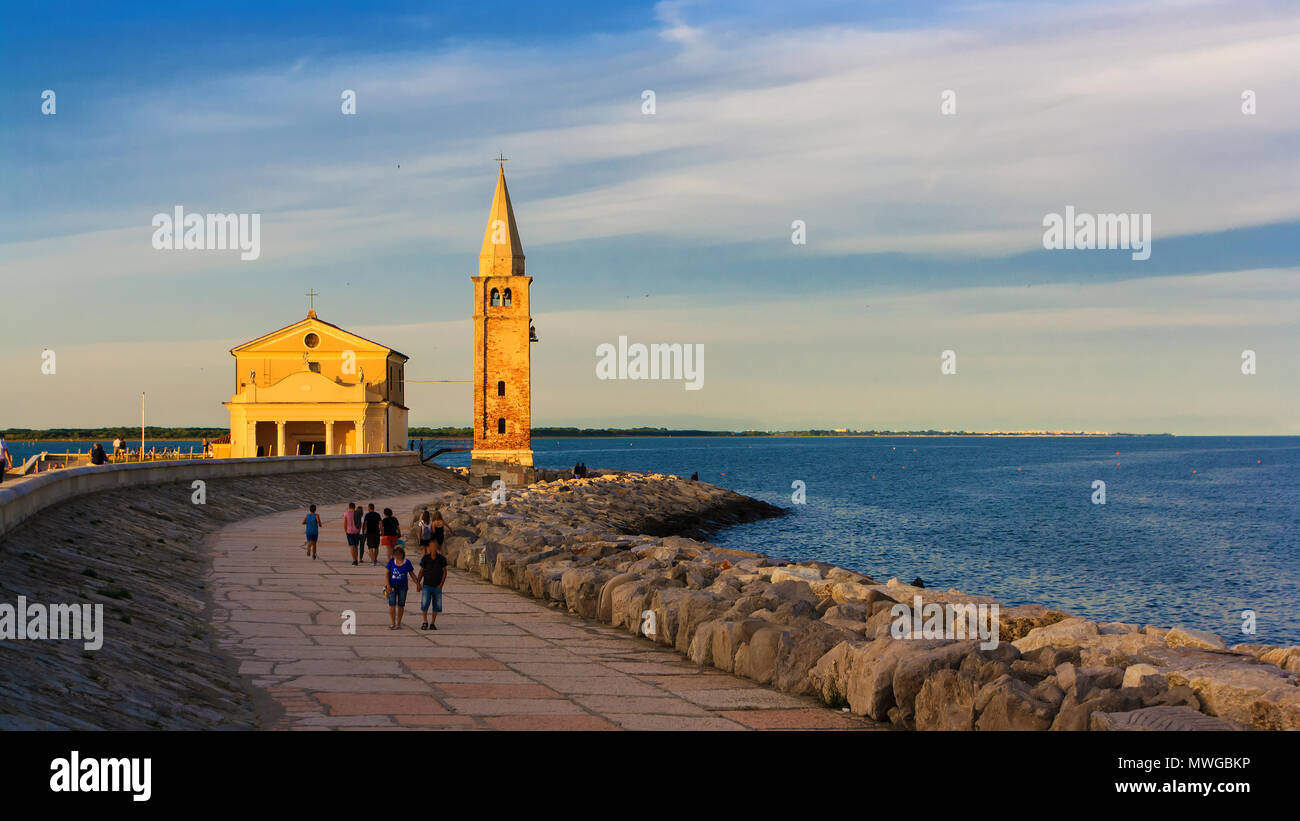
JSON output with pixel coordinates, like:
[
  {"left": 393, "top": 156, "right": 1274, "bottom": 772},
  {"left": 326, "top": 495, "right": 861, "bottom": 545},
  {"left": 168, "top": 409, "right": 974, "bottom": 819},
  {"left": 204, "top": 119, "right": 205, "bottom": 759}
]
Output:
[{"left": 2, "top": 0, "right": 1298, "bottom": 433}]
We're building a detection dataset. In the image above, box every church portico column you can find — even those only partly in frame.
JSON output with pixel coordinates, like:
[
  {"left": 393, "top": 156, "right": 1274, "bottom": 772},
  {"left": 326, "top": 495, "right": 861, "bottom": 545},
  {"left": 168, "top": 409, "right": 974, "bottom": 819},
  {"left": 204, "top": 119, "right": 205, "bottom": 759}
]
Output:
[
  {"left": 325, "top": 420, "right": 334, "bottom": 455},
  {"left": 276, "top": 420, "right": 286, "bottom": 457},
  {"left": 356, "top": 419, "right": 366, "bottom": 454}
]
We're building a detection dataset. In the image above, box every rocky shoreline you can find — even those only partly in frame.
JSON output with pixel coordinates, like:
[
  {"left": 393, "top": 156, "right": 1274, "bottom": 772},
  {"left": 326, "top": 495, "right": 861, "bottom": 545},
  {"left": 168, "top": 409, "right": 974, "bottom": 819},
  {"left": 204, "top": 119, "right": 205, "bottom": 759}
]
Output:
[{"left": 411, "top": 472, "right": 1300, "bottom": 731}]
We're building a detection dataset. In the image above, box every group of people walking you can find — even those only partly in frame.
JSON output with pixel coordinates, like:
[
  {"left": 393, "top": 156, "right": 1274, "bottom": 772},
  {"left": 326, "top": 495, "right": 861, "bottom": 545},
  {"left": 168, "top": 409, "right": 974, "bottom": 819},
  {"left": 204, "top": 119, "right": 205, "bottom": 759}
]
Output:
[{"left": 301, "top": 503, "right": 449, "bottom": 631}]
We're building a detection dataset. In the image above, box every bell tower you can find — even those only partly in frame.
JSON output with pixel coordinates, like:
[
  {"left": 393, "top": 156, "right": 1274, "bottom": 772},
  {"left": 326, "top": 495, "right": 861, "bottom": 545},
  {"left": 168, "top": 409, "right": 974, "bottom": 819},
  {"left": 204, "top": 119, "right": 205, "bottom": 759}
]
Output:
[{"left": 470, "top": 161, "right": 534, "bottom": 484}]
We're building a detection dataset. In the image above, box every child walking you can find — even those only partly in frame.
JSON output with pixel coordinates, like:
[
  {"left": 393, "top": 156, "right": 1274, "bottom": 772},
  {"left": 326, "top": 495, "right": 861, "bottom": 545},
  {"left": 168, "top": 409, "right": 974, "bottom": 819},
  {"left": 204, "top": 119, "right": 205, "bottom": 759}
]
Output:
[
  {"left": 384, "top": 547, "right": 415, "bottom": 629},
  {"left": 302, "top": 504, "right": 322, "bottom": 559}
]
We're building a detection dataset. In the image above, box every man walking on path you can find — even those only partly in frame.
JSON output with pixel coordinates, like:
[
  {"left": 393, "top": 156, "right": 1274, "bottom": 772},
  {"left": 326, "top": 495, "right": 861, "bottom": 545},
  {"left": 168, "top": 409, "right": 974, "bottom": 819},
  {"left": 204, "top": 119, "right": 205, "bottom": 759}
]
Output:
[
  {"left": 362, "top": 503, "right": 382, "bottom": 566},
  {"left": 344, "top": 502, "right": 362, "bottom": 565},
  {"left": 416, "top": 541, "right": 447, "bottom": 630}
]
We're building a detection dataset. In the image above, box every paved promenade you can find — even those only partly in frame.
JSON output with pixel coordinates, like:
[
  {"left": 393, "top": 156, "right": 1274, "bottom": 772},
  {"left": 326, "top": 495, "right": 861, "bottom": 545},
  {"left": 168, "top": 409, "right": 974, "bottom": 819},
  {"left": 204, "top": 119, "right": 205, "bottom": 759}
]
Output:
[{"left": 208, "top": 495, "right": 881, "bottom": 730}]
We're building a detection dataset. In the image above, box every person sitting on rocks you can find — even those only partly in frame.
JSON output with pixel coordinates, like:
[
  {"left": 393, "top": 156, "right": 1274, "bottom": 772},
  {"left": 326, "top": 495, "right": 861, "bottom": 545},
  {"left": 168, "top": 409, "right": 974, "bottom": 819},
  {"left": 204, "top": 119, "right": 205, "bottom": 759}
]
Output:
[{"left": 690, "top": 472, "right": 699, "bottom": 481}]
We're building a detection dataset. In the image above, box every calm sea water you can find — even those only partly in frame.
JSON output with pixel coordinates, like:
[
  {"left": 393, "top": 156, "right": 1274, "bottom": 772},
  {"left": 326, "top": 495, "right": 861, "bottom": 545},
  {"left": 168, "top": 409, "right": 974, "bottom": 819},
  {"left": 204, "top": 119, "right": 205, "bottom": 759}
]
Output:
[
  {"left": 9, "top": 436, "right": 1297, "bottom": 643},
  {"left": 446, "top": 436, "right": 1300, "bottom": 645},
  {"left": 4, "top": 440, "right": 209, "bottom": 464}
]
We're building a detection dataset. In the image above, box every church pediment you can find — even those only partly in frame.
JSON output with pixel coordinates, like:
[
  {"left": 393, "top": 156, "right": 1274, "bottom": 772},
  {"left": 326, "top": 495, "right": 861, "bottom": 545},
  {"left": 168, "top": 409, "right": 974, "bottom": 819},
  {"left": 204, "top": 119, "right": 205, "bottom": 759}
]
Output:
[{"left": 231, "top": 315, "right": 406, "bottom": 359}]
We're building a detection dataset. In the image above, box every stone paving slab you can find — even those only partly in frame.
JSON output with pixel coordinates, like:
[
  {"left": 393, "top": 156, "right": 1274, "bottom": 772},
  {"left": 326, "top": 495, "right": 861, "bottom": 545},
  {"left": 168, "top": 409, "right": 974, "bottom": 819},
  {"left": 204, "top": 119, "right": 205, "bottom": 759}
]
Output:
[{"left": 208, "top": 494, "right": 884, "bottom": 731}]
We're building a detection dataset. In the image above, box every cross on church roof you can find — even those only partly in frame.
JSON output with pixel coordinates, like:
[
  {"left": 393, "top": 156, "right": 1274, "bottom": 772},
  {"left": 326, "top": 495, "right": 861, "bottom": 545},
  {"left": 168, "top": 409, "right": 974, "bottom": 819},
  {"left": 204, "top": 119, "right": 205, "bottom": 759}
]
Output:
[
  {"left": 495, "top": 152, "right": 508, "bottom": 168},
  {"left": 305, "top": 288, "right": 319, "bottom": 317}
]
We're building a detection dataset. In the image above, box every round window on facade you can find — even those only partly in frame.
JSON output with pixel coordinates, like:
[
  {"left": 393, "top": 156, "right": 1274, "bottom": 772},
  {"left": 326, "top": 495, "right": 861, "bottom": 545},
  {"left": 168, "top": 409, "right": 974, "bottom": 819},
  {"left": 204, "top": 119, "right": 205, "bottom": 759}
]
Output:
[{"left": 304, "top": 332, "right": 320, "bottom": 349}]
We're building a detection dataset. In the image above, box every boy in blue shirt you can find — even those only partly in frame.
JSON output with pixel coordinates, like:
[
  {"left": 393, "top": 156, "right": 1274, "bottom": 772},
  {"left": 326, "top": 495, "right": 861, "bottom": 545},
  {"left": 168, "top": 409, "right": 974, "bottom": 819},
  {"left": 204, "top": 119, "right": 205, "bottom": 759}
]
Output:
[{"left": 384, "top": 547, "right": 416, "bottom": 630}]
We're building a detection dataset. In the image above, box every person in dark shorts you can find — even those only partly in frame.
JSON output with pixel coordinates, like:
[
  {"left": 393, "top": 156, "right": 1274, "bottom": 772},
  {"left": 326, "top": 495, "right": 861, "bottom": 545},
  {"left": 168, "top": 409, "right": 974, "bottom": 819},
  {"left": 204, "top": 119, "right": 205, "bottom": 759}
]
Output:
[
  {"left": 362, "top": 503, "right": 382, "bottom": 566},
  {"left": 302, "top": 504, "right": 321, "bottom": 559},
  {"left": 380, "top": 507, "right": 401, "bottom": 561},
  {"left": 415, "top": 540, "right": 448, "bottom": 630},
  {"left": 384, "top": 546, "right": 415, "bottom": 629},
  {"left": 431, "top": 509, "right": 445, "bottom": 549},
  {"left": 344, "top": 502, "right": 361, "bottom": 565}
]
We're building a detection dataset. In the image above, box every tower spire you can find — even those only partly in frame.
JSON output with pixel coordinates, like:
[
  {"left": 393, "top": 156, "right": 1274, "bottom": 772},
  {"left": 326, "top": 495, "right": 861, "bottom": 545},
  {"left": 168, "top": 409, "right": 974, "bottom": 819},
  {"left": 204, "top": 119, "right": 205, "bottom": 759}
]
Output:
[{"left": 479, "top": 162, "right": 525, "bottom": 277}]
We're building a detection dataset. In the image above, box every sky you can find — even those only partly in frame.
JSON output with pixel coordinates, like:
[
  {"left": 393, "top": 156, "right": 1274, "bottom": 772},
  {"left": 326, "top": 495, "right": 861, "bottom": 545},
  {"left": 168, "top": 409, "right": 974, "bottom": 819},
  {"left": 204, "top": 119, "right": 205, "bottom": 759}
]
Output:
[{"left": 1, "top": 0, "right": 1297, "bottom": 433}]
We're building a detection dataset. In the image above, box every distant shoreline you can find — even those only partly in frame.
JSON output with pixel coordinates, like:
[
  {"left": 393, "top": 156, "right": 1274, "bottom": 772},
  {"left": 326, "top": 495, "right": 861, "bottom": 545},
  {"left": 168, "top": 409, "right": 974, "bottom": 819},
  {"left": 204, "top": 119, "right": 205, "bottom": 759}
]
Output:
[{"left": 2, "top": 429, "right": 1191, "bottom": 442}]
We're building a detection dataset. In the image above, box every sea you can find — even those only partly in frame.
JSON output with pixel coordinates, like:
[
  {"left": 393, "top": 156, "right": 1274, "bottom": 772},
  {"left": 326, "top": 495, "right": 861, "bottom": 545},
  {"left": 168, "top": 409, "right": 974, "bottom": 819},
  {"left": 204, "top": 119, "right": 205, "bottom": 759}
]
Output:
[
  {"left": 493, "top": 435, "right": 1299, "bottom": 645},
  {"left": 8, "top": 435, "right": 1297, "bottom": 644}
]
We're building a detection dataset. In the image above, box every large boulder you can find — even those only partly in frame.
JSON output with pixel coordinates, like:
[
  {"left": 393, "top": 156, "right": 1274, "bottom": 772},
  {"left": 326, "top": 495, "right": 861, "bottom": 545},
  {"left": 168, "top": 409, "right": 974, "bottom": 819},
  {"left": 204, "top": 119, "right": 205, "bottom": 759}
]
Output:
[
  {"left": 1050, "top": 687, "right": 1143, "bottom": 731},
  {"left": 772, "top": 621, "right": 859, "bottom": 695},
  {"left": 1091, "top": 706, "right": 1247, "bottom": 731},
  {"left": 998, "top": 605, "right": 1070, "bottom": 643},
  {"left": 1165, "top": 626, "right": 1228, "bottom": 651},
  {"left": 807, "top": 637, "right": 951, "bottom": 721},
  {"left": 1135, "top": 643, "right": 1300, "bottom": 722},
  {"left": 710, "top": 619, "right": 769, "bottom": 673},
  {"left": 560, "top": 567, "right": 616, "bottom": 620},
  {"left": 1259, "top": 646, "right": 1300, "bottom": 673},
  {"left": 672, "top": 591, "right": 732, "bottom": 654},
  {"left": 975, "top": 674, "right": 1059, "bottom": 730},
  {"left": 595, "top": 573, "right": 641, "bottom": 623},
  {"left": 733, "top": 625, "right": 794, "bottom": 684},
  {"left": 1013, "top": 617, "right": 1100, "bottom": 652}
]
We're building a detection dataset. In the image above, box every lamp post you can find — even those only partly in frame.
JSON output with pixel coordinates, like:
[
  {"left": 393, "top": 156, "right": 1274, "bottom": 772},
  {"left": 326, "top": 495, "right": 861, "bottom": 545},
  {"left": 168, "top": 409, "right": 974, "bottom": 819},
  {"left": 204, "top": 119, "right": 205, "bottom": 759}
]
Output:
[{"left": 141, "top": 392, "right": 146, "bottom": 463}]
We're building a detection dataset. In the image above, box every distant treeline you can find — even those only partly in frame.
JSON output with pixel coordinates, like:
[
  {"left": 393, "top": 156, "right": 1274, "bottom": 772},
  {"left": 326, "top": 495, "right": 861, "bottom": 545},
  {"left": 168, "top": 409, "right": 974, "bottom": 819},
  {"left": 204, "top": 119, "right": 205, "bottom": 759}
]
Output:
[
  {"left": 2, "top": 427, "right": 228, "bottom": 441},
  {"left": 4, "top": 426, "right": 1163, "bottom": 441}
]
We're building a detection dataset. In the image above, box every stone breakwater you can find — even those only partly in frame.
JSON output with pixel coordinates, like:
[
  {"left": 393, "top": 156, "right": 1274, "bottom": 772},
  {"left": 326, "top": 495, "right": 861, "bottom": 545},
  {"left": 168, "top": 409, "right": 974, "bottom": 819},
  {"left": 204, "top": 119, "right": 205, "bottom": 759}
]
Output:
[
  {"left": 0, "top": 464, "right": 459, "bottom": 730},
  {"left": 411, "top": 473, "right": 1300, "bottom": 731}
]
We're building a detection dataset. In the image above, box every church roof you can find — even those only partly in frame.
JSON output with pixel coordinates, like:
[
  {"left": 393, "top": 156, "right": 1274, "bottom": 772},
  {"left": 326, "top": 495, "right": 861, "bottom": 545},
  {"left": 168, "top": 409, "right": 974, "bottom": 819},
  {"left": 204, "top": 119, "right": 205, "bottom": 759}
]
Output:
[
  {"left": 478, "top": 164, "right": 525, "bottom": 277},
  {"left": 230, "top": 313, "right": 408, "bottom": 360}
]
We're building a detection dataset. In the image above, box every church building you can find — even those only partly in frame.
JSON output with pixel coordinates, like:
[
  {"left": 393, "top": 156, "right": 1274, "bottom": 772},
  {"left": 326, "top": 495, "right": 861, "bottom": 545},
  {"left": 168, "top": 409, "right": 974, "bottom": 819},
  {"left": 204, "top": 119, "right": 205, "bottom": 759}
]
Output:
[
  {"left": 470, "top": 163, "right": 536, "bottom": 485},
  {"left": 223, "top": 310, "right": 409, "bottom": 458}
]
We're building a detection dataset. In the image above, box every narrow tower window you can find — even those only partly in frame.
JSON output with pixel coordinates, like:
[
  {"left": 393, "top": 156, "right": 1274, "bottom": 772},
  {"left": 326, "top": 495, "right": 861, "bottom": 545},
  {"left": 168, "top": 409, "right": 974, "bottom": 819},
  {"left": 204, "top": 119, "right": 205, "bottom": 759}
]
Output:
[
  {"left": 497, "top": 417, "right": 506, "bottom": 434},
  {"left": 503, "top": 288, "right": 512, "bottom": 306},
  {"left": 497, "top": 380, "right": 505, "bottom": 396},
  {"left": 490, "top": 288, "right": 501, "bottom": 306}
]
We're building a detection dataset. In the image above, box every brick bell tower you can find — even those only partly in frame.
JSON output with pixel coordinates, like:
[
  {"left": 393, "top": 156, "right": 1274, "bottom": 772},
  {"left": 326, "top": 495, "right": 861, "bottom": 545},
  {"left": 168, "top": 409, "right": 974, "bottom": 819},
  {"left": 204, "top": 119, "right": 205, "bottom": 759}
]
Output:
[{"left": 470, "top": 161, "right": 535, "bottom": 486}]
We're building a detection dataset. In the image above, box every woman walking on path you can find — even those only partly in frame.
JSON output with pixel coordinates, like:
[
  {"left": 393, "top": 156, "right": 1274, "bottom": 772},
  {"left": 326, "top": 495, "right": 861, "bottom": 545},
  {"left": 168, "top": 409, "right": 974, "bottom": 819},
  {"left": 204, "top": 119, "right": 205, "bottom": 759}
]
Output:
[
  {"left": 383, "top": 546, "right": 415, "bottom": 629},
  {"left": 431, "top": 509, "right": 445, "bottom": 549},
  {"left": 303, "top": 504, "right": 322, "bottom": 559},
  {"left": 380, "top": 507, "right": 401, "bottom": 562},
  {"left": 417, "top": 510, "right": 434, "bottom": 551},
  {"left": 344, "top": 502, "right": 362, "bottom": 565}
]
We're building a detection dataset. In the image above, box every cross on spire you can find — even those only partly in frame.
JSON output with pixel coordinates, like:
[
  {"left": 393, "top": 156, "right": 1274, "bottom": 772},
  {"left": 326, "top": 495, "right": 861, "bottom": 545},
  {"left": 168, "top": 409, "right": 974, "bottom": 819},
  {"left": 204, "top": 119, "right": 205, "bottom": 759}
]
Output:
[
  {"left": 495, "top": 152, "right": 509, "bottom": 168},
  {"left": 305, "top": 288, "right": 319, "bottom": 316}
]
